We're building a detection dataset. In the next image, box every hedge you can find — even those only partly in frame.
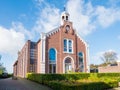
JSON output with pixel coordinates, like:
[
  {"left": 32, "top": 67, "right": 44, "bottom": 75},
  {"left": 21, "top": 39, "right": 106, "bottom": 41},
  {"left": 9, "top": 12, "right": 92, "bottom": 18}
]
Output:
[
  {"left": 27, "top": 73, "right": 120, "bottom": 90},
  {"left": 27, "top": 73, "right": 90, "bottom": 84},
  {"left": 97, "top": 73, "right": 120, "bottom": 78},
  {"left": 48, "top": 81, "right": 118, "bottom": 90}
]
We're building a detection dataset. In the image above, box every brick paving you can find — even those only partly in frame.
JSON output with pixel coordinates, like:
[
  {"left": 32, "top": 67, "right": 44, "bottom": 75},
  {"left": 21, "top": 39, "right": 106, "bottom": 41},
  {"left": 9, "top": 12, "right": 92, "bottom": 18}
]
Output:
[{"left": 0, "top": 78, "right": 52, "bottom": 90}]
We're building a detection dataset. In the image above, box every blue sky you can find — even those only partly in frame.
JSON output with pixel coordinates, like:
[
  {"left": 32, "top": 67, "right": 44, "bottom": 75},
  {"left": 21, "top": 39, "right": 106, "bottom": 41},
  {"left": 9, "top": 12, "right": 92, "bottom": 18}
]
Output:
[{"left": 0, "top": 0, "right": 120, "bottom": 73}]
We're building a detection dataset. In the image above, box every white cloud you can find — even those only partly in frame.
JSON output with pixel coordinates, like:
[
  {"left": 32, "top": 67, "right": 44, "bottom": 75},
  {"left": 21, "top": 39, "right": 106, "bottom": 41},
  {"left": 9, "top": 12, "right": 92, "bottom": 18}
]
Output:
[
  {"left": 90, "top": 49, "right": 119, "bottom": 64},
  {"left": 12, "top": 22, "right": 33, "bottom": 39},
  {"left": 66, "top": 0, "right": 96, "bottom": 36},
  {"left": 95, "top": 6, "right": 120, "bottom": 27},
  {"left": 0, "top": 21, "right": 33, "bottom": 55},
  {"left": 33, "top": 0, "right": 120, "bottom": 37},
  {"left": 66, "top": 0, "right": 120, "bottom": 36},
  {"left": 33, "top": 5, "right": 60, "bottom": 33},
  {"left": 0, "top": 22, "right": 33, "bottom": 73},
  {"left": 0, "top": 26, "right": 25, "bottom": 55}
]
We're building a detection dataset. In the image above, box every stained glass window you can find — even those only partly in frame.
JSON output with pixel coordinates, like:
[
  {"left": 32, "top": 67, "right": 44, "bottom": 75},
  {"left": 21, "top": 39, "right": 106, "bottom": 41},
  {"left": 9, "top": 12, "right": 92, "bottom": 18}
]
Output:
[{"left": 49, "top": 48, "right": 56, "bottom": 61}]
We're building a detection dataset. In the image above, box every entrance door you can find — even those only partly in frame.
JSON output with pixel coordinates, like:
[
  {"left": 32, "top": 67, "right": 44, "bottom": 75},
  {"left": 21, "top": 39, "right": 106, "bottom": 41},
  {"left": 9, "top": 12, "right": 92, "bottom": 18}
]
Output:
[
  {"left": 65, "top": 63, "right": 72, "bottom": 73},
  {"left": 65, "top": 57, "right": 72, "bottom": 73},
  {"left": 49, "top": 64, "right": 56, "bottom": 74}
]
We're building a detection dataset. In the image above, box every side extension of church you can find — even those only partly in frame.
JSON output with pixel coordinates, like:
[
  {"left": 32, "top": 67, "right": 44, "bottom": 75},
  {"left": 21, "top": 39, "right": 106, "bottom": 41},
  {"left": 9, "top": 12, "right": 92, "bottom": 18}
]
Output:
[{"left": 13, "top": 10, "right": 90, "bottom": 78}]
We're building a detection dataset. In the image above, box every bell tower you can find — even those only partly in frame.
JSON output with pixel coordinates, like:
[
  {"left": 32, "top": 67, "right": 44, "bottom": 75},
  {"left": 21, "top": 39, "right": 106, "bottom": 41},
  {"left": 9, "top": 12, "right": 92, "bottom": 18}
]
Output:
[{"left": 61, "top": 7, "right": 70, "bottom": 25}]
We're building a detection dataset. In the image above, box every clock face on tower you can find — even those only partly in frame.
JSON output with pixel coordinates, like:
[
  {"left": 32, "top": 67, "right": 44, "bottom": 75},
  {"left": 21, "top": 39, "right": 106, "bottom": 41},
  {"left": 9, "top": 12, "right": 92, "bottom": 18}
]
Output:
[{"left": 66, "top": 25, "right": 70, "bottom": 31}]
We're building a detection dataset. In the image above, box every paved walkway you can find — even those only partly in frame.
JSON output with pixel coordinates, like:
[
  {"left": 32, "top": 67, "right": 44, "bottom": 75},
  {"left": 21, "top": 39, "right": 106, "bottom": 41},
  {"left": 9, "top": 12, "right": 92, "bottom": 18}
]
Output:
[{"left": 0, "top": 78, "right": 52, "bottom": 90}]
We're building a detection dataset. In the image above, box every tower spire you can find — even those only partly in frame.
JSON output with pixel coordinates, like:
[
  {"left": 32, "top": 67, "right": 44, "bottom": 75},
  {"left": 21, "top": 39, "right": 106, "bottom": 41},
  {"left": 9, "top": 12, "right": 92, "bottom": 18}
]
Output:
[
  {"left": 61, "top": 6, "right": 70, "bottom": 25},
  {"left": 64, "top": 6, "right": 66, "bottom": 12}
]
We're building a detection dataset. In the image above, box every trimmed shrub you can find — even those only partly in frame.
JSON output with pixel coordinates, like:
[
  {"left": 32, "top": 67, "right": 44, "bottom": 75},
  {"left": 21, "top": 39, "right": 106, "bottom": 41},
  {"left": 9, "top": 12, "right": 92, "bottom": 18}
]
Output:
[
  {"left": 27, "top": 73, "right": 119, "bottom": 90},
  {"left": 48, "top": 81, "right": 118, "bottom": 90},
  {"left": 27, "top": 73, "right": 90, "bottom": 84},
  {"left": 97, "top": 73, "right": 120, "bottom": 78}
]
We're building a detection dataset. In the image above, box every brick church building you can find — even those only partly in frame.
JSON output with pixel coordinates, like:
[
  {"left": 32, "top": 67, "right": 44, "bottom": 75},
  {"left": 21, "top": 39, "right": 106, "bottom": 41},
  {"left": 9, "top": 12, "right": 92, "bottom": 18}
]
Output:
[{"left": 13, "top": 10, "right": 90, "bottom": 78}]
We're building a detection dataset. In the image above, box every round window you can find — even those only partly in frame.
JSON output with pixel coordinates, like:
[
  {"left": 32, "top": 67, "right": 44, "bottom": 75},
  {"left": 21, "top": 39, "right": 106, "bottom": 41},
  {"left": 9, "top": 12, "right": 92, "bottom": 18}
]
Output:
[{"left": 66, "top": 25, "right": 70, "bottom": 31}]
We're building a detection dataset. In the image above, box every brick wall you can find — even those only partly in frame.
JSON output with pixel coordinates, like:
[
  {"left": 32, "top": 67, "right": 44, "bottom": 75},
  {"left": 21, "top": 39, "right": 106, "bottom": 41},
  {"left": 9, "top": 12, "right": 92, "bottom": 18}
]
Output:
[
  {"left": 98, "top": 65, "right": 120, "bottom": 73},
  {"left": 45, "top": 21, "right": 87, "bottom": 73}
]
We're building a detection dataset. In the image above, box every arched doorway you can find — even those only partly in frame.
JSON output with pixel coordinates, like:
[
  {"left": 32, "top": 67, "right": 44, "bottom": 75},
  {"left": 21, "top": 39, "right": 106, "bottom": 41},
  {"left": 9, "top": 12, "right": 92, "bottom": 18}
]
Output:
[{"left": 64, "top": 57, "right": 73, "bottom": 73}]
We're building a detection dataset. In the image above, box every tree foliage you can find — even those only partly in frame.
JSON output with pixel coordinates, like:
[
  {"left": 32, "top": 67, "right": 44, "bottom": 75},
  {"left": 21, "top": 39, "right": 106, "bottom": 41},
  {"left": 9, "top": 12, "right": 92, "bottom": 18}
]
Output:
[
  {"left": 100, "top": 50, "right": 118, "bottom": 64},
  {"left": 0, "top": 55, "right": 6, "bottom": 74}
]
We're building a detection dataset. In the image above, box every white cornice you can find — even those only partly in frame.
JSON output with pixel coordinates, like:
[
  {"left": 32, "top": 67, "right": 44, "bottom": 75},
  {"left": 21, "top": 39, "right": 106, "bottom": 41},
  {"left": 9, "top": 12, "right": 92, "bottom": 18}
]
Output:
[{"left": 46, "top": 27, "right": 60, "bottom": 37}]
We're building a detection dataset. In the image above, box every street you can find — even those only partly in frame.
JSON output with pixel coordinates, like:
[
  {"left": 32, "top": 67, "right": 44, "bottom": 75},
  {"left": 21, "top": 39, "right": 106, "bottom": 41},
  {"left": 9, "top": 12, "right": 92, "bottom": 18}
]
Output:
[{"left": 0, "top": 78, "right": 52, "bottom": 90}]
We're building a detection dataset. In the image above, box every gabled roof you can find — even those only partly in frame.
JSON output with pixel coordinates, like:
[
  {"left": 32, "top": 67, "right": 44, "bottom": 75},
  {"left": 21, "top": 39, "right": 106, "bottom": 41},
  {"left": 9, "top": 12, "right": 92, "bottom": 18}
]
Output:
[
  {"left": 44, "top": 25, "right": 88, "bottom": 47},
  {"left": 46, "top": 27, "right": 60, "bottom": 37}
]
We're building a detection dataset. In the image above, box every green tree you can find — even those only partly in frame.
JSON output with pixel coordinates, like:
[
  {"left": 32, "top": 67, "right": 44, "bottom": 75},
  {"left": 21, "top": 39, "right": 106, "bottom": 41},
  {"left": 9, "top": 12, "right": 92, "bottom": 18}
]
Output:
[{"left": 0, "top": 55, "right": 6, "bottom": 74}]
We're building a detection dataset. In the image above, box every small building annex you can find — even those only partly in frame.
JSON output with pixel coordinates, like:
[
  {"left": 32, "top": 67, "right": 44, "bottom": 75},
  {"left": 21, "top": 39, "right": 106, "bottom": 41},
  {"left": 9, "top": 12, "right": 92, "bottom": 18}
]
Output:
[{"left": 13, "top": 10, "right": 90, "bottom": 78}]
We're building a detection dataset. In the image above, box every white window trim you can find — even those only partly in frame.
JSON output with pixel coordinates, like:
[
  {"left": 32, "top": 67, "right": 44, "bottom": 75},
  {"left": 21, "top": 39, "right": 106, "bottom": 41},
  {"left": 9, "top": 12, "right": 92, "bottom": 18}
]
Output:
[
  {"left": 63, "top": 56, "right": 74, "bottom": 73},
  {"left": 63, "top": 39, "right": 73, "bottom": 54}
]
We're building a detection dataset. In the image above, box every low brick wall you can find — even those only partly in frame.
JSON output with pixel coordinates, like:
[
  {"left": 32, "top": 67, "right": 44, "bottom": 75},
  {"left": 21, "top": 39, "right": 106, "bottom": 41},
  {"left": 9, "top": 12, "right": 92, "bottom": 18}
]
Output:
[{"left": 98, "top": 65, "right": 120, "bottom": 73}]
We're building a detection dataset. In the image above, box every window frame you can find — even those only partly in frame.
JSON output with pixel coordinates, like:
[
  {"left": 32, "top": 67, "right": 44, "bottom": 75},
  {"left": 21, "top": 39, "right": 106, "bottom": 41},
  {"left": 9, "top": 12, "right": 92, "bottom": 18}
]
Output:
[
  {"left": 48, "top": 48, "right": 57, "bottom": 74},
  {"left": 78, "top": 52, "right": 84, "bottom": 72},
  {"left": 63, "top": 39, "right": 73, "bottom": 53},
  {"left": 49, "top": 48, "right": 56, "bottom": 62}
]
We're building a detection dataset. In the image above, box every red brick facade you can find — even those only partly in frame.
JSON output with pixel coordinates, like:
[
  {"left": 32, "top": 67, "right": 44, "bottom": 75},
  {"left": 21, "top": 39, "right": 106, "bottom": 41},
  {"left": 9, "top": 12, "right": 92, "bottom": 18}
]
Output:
[
  {"left": 13, "top": 11, "right": 89, "bottom": 77},
  {"left": 13, "top": 40, "right": 37, "bottom": 78}
]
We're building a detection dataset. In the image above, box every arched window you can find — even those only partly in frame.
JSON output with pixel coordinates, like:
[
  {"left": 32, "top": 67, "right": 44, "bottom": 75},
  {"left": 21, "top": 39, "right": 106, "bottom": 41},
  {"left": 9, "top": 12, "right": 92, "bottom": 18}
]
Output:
[
  {"left": 49, "top": 48, "right": 56, "bottom": 61},
  {"left": 79, "top": 52, "right": 83, "bottom": 57},
  {"left": 66, "top": 16, "right": 68, "bottom": 20},
  {"left": 62, "top": 16, "right": 64, "bottom": 20},
  {"left": 64, "top": 39, "right": 67, "bottom": 52},
  {"left": 49, "top": 48, "right": 56, "bottom": 74},
  {"left": 78, "top": 52, "right": 84, "bottom": 72}
]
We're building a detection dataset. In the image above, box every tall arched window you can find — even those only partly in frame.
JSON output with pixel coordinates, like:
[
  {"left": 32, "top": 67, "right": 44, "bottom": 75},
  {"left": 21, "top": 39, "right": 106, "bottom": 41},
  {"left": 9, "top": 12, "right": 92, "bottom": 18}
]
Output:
[
  {"left": 64, "top": 39, "right": 67, "bottom": 52},
  {"left": 78, "top": 52, "right": 84, "bottom": 72},
  {"left": 49, "top": 48, "right": 56, "bottom": 61},
  {"left": 49, "top": 48, "right": 56, "bottom": 74}
]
